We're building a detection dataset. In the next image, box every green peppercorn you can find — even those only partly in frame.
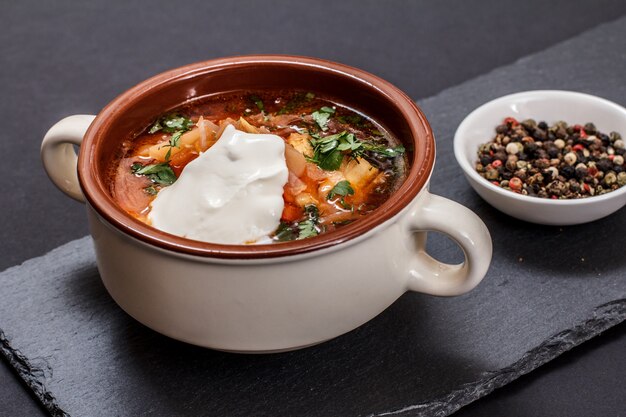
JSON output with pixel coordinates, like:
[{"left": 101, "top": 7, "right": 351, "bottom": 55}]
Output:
[
  {"left": 485, "top": 168, "right": 499, "bottom": 180},
  {"left": 584, "top": 123, "right": 597, "bottom": 134},
  {"left": 568, "top": 179, "right": 581, "bottom": 192}
]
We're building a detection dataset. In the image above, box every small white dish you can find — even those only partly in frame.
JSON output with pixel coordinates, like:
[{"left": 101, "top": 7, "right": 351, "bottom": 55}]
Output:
[{"left": 453, "top": 90, "right": 626, "bottom": 225}]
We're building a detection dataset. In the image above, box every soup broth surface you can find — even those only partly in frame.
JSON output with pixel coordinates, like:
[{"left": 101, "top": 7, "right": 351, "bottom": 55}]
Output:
[{"left": 112, "top": 90, "right": 408, "bottom": 243}]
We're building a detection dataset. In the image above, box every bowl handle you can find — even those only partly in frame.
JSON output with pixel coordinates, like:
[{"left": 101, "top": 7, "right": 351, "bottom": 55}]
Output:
[
  {"left": 41, "top": 115, "right": 96, "bottom": 203},
  {"left": 403, "top": 191, "right": 492, "bottom": 296}
]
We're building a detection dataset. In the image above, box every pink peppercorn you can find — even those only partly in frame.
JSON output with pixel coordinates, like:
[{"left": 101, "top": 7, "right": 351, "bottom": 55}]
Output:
[
  {"left": 509, "top": 177, "right": 523, "bottom": 191},
  {"left": 504, "top": 117, "right": 519, "bottom": 126}
]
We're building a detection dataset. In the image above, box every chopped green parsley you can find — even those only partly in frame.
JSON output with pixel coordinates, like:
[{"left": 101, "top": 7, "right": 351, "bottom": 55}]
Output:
[
  {"left": 131, "top": 162, "right": 177, "bottom": 186},
  {"left": 311, "top": 106, "right": 335, "bottom": 131}
]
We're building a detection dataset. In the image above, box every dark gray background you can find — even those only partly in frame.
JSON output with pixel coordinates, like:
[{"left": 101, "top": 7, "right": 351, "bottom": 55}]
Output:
[{"left": 1, "top": 1, "right": 625, "bottom": 416}]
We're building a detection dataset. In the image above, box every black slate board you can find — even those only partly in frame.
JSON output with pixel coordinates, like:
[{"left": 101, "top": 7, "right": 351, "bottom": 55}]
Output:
[{"left": 1, "top": 18, "right": 625, "bottom": 417}]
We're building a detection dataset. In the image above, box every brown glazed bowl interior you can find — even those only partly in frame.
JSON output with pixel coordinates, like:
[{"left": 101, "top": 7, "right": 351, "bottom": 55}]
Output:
[{"left": 78, "top": 55, "right": 435, "bottom": 259}]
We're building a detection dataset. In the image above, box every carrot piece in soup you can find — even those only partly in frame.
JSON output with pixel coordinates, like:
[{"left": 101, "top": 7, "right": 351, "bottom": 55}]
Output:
[{"left": 281, "top": 203, "right": 303, "bottom": 222}]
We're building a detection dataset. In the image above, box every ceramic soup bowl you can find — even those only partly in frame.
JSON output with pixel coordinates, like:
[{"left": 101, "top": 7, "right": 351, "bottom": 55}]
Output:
[{"left": 42, "top": 56, "right": 492, "bottom": 352}]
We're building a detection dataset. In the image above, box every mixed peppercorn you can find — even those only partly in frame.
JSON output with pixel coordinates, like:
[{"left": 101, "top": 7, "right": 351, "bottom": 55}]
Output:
[{"left": 475, "top": 117, "right": 626, "bottom": 198}]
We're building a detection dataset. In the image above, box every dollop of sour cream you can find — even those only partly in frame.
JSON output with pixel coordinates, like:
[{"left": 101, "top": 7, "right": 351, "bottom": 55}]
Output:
[{"left": 148, "top": 124, "right": 288, "bottom": 244}]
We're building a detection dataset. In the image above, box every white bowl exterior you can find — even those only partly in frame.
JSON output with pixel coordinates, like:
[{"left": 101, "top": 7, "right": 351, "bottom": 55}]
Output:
[
  {"left": 463, "top": 172, "right": 626, "bottom": 225},
  {"left": 454, "top": 91, "right": 626, "bottom": 225},
  {"left": 85, "top": 181, "right": 493, "bottom": 352},
  {"left": 87, "top": 203, "right": 415, "bottom": 352}
]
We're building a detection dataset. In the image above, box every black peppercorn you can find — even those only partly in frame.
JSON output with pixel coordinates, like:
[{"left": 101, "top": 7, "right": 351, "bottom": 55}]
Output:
[
  {"left": 596, "top": 159, "right": 613, "bottom": 172},
  {"left": 533, "top": 129, "right": 547, "bottom": 141},
  {"left": 561, "top": 165, "right": 576, "bottom": 179},
  {"left": 494, "top": 151, "right": 507, "bottom": 161},
  {"left": 501, "top": 171, "right": 513, "bottom": 180},
  {"left": 538, "top": 121, "right": 548, "bottom": 129},
  {"left": 575, "top": 166, "right": 588, "bottom": 180},
  {"left": 599, "top": 133, "right": 611, "bottom": 146},
  {"left": 524, "top": 142, "right": 538, "bottom": 154},
  {"left": 536, "top": 149, "right": 549, "bottom": 160},
  {"left": 547, "top": 146, "right": 559, "bottom": 158},
  {"left": 555, "top": 126, "right": 567, "bottom": 138}
]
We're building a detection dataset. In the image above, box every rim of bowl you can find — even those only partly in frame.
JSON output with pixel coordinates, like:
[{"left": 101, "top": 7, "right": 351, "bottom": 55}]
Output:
[
  {"left": 453, "top": 90, "right": 626, "bottom": 206},
  {"left": 78, "top": 55, "right": 436, "bottom": 259}
]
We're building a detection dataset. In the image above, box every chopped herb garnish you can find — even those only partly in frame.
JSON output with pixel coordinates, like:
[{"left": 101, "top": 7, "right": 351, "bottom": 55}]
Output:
[
  {"left": 148, "top": 122, "right": 162, "bottom": 135},
  {"left": 164, "top": 131, "right": 183, "bottom": 161},
  {"left": 250, "top": 95, "right": 264, "bottom": 112},
  {"left": 337, "top": 114, "right": 364, "bottom": 126},
  {"left": 304, "top": 204, "right": 320, "bottom": 220},
  {"left": 308, "top": 130, "right": 405, "bottom": 171},
  {"left": 317, "top": 149, "right": 344, "bottom": 171},
  {"left": 340, "top": 200, "right": 354, "bottom": 210},
  {"left": 144, "top": 185, "right": 159, "bottom": 195},
  {"left": 272, "top": 204, "right": 322, "bottom": 241},
  {"left": 169, "top": 131, "right": 182, "bottom": 148},
  {"left": 309, "top": 131, "right": 360, "bottom": 170},
  {"left": 312, "top": 106, "right": 335, "bottom": 131},
  {"left": 131, "top": 162, "right": 177, "bottom": 185},
  {"left": 297, "top": 205, "right": 321, "bottom": 239},
  {"left": 297, "top": 219, "right": 318, "bottom": 239},
  {"left": 148, "top": 114, "right": 192, "bottom": 162},
  {"left": 327, "top": 180, "right": 354, "bottom": 200},
  {"left": 149, "top": 114, "right": 194, "bottom": 134},
  {"left": 336, "top": 133, "right": 362, "bottom": 152},
  {"left": 277, "top": 92, "right": 315, "bottom": 115},
  {"left": 362, "top": 143, "right": 405, "bottom": 157},
  {"left": 328, "top": 180, "right": 355, "bottom": 209},
  {"left": 273, "top": 222, "right": 298, "bottom": 242}
]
